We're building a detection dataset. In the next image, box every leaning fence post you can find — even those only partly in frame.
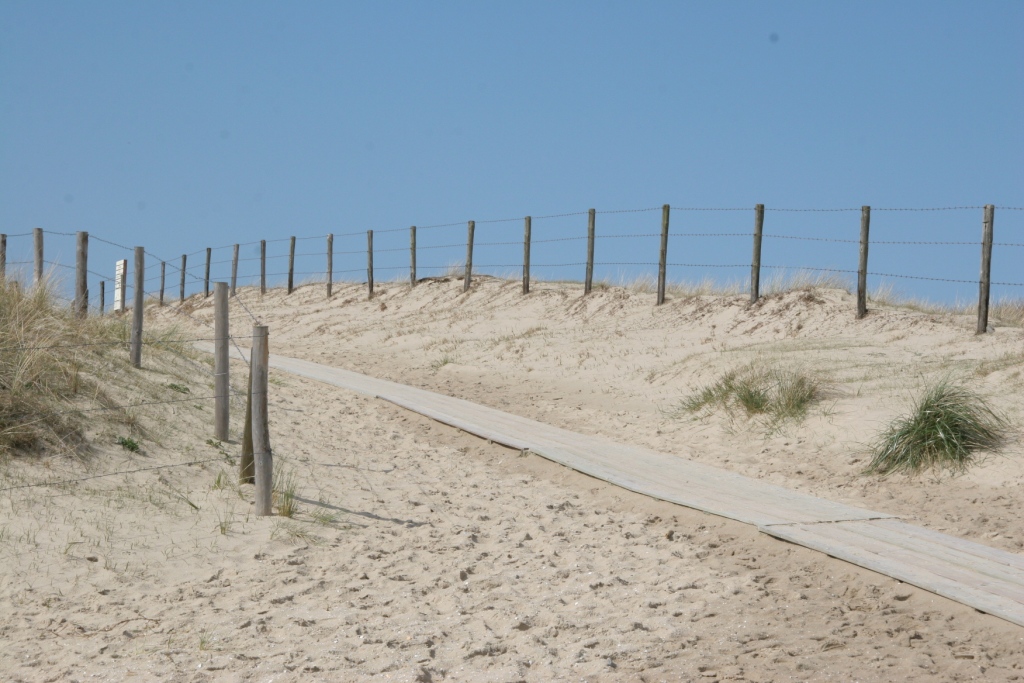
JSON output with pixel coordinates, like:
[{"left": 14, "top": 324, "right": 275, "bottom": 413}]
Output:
[
  {"left": 33, "top": 228, "right": 43, "bottom": 287},
  {"left": 130, "top": 247, "right": 145, "bottom": 368},
  {"left": 75, "top": 231, "right": 89, "bottom": 318},
  {"left": 326, "top": 233, "right": 334, "bottom": 298},
  {"left": 251, "top": 325, "right": 272, "bottom": 516},
  {"left": 99, "top": 280, "right": 105, "bottom": 316},
  {"left": 240, "top": 365, "right": 254, "bottom": 484},
  {"left": 159, "top": 261, "right": 166, "bottom": 306},
  {"left": 367, "top": 230, "right": 374, "bottom": 299},
  {"left": 585, "top": 209, "right": 595, "bottom": 295},
  {"left": 287, "top": 236, "right": 296, "bottom": 294},
  {"left": 231, "top": 244, "right": 239, "bottom": 297},
  {"left": 179, "top": 254, "right": 186, "bottom": 303},
  {"left": 751, "top": 204, "right": 765, "bottom": 303},
  {"left": 260, "top": 239, "right": 268, "bottom": 294},
  {"left": 523, "top": 216, "right": 531, "bottom": 295},
  {"left": 0, "top": 233, "right": 6, "bottom": 281},
  {"left": 857, "top": 206, "right": 871, "bottom": 319},
  {"left": 214, "top": 282, "right": 230, "bottom": 442},
  {"left": 410, "top": 226, "right": 417, "bottom": 287},
  {"left": 657, "top": 205, "right": 670, "bottom": 305},
  {"left": 464, "top": 221, "right": 475, "bottom": 293},
  {"left": 977, "top": 204, "right": 995, "bottom": 334}
]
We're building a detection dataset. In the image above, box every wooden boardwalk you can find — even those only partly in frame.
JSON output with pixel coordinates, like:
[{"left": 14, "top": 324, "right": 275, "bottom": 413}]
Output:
[{"left": 220, "top": 346, "right": 1024, "bottom": 628}]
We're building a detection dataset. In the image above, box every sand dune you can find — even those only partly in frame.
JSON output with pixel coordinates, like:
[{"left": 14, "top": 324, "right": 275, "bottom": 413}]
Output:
[{"left": 2, "top": 277, "right": 1022, "bottom": 681}]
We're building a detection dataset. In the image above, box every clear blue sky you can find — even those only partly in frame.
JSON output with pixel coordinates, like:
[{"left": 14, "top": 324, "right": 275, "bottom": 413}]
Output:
[{"left": 1, "top": 1, "right": 1021, "bottom": 305}]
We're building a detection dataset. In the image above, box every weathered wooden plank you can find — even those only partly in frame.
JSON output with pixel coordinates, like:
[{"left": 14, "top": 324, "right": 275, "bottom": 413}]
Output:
[
  {"left": 871, "top": 518, "right": 1024, "bottom": 571},
  {"left": 791, "top": 521, "right": 1024, "bottom": 597},
  {"left": 762, "top": 522, "right": 1024, "bottom": 627}
]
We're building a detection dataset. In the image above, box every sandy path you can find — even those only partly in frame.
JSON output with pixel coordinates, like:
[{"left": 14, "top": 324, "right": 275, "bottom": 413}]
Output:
[{"left": 5, "top": 369, "right": 1022, "bottom": 681}]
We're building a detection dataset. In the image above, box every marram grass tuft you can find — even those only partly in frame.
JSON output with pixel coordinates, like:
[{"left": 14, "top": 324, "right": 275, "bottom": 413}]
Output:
[{"left": 866, "top": 379, "right": 1008, "bottom": 475}]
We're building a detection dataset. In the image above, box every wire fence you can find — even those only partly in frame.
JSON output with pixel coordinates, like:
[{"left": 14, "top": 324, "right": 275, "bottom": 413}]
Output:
[
  {"left": 0, "top": 203, "right": 1021, "bottom": 504},
  {"left": 4, "top": 204, "right": 1021, "bottom": 317}
]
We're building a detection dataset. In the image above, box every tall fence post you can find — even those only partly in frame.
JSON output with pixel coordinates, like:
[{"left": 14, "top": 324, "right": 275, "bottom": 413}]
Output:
[
  {"left": 251, "top": 325, "right": 272, "bottom": 516},
  {"left": 99, "top": 281, "right": 105, "bottom": 316},
  {"left": 857, "top": 206, "right": 871, "bottom": 319},
  {"left": 327, "top": 233, "right": 334, "bottom": 298},
  {"left": 410, "top": 226, "right": 417, "bottom": 287},
  {"left": 367, "top": 230, "right": 374, "bottom": 299},
  {"left": 179, "top": 255, "right": 186, "bottom": 303},
  {"left": 584, "top": 209, "right": 596, "bottom": 295},
  {"left": 214, "top": 282, "right": 230, "bottom": 442},
  {"left": 33, "top": 228, "right": 43, "bottom": 287},
  {"left": 75, "top": 231, "right": 89, "bottom": 318},
  {"left": 130, "top": 247, "right": 145, "bottom": 368},
  {"left": 260, "top": 240, "right": 267, "bottom": 295},
  {"left": 204, "top": 248, "right": 211, "bottom": 298},
  {"left": 464, "top": 220, "right": 475, "bottom": 293},
  {"left": 0, "top": 233, "right": 6, "bottom": 281},
  {"left": 159, "top": 261, "right": 166, "bottom": 306},
  {"left": 977, "top": 204, "right": 995, "bottom": 334},
  {"left": 287, "top": 236, "right": 296, "bottom": 294},
  {"left": 750, "top": 204, "right": 765, "bottom": 304},
  {"left": 231, "top": 244, "right": 239, "bottom": 297},
  {"left": 657, "top": 205, "right": 670, "bottom": 306},
  {"left": 523, "top": 216, "right": 531, "bottom": 295}
]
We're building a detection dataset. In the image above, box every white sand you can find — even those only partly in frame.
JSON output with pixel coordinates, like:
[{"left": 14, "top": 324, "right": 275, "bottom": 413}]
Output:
[{"left": 2, "top": 277, "right": 1023, "bottom": 681}]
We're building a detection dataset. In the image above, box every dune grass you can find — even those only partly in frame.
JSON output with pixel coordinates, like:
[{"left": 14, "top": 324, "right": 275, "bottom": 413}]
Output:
[
  {"left": 865, "top": 378, "right": 1009, "bottom": 475},
  {"left": 679, "top": 361, "right": 823, "bottom": 426}
]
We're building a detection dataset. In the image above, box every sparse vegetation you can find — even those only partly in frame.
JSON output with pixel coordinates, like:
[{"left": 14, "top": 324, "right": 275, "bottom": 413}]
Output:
[
  {"left": 273, "top": 468, "right": 299, "bottom": 517},
  {"left": 116, "top": 435, "right": 140, "bottom": 452},
  {"left": 679, "top": 362, "right": 823, "bottom": 426},
  {"left": 865, "top": 378, "right": 1009, "bottom": 475}
]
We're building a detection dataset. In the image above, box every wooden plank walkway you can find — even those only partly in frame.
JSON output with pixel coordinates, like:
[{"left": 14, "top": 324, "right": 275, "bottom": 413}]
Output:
[{"left": 216, "top": 346, "right": 1024, "bottom": 628}]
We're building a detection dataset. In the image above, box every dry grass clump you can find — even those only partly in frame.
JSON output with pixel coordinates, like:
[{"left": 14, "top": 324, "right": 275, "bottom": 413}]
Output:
[
  {"left": 866, "top": 378, "right": 1009, "bottom": 475},
  {"left": 680, "top": 362, "right": 823, "bottom": 426},
  {"left": 0, "top": 279, "right": 147, "bottom": 457}
]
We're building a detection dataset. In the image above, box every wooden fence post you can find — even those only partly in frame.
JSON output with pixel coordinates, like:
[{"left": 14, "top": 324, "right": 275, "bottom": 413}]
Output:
[
  {"left": 260, "top": 240, "right": 267, "bottom": 295},
  {"left": 585, "top": 209, "right": 595, "bottom": 295},
  {"left": 657, "top": 205, "right": 670, "bottom": 306},
  {"left": 33, "top": 228, "right": 43, "bottom": 287},
  {"left": 750, "top": 204, "right": 765, "bottom": 304},
  {"left": 116, "top": 260, "right": 127, "bottom": 312},
  {"left": 523, "top": 216, "right": 531, "bottom": 295},
  {"left": 0, "top": 233, "right": 6, "bottom": 281},
  {"left": 977, "top": 204, "right": 995, "bottom": 334},
  {"left": 464, "top": 221, "right": 475, "bottom": 293},
  {"left": 99, "top": 280, "right": 105, "bottom": 316},
  {"left": 130, "top": 247, "right": 144, "bottom": 368},
  {"left": 159, "top": 261, "right": 166, "bottom": 306},
  {"left": 410, "top": 226, "right": 417, "bottom": 287},
  {"left": 251, "top": 325, "right": 272, "bottom": 516},
  {"left": 857, "top": 206, "right": 871, "bottom": 319},
  {"left": 75, "top": 231, "right": 89, "bottom": 318},
  {"left": 240, "top": 365, "right": 254, "bottom": 484},
  {"left": 287, "top": 236, "right": 296, "bottom": 294},
  {"left": 204, "top": 248, "right": 211, "bottom": 298},
  {"left": 214, "top": 282, "right": 230, "bottom": 441},
  {"left": 231, "top": 244, "right": 239, "bottom": 297},
  {"left": 327, "top": 234, "right": 334, "bottom": 298},
  {"left": 367, "top": 230, "right": 374, "bottom": 299},
  {"left": 179, "top": 255, "right": 186, "bottom": 303}
]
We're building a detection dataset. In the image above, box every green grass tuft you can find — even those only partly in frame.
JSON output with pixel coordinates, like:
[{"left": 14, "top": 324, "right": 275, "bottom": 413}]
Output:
[
  {"left": 865, "top": 379, "right": 1009, "bottom": 475},
  {"left": 680, "top": 362, "right": 822, "bottom": 426}
]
